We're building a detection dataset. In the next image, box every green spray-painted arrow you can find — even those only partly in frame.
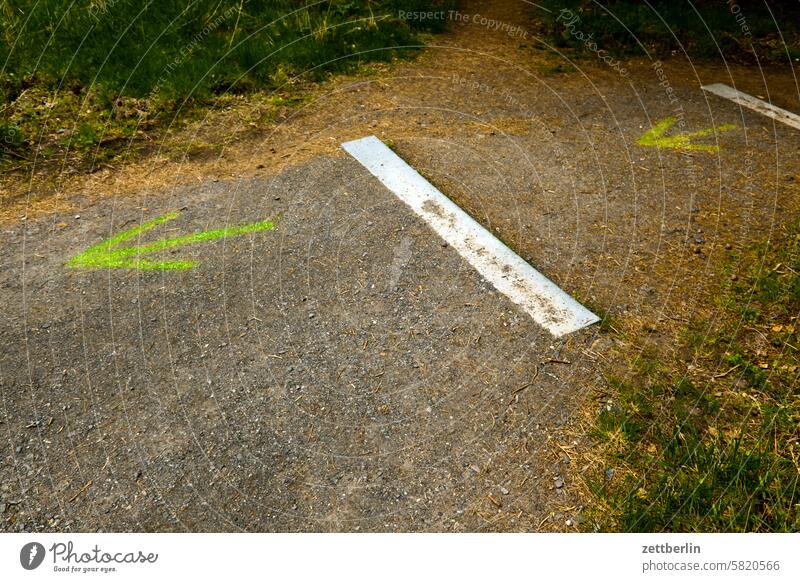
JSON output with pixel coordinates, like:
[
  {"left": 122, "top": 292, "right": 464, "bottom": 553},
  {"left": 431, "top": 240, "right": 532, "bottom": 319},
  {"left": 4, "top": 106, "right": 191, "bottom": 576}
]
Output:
[
  {"left": 637, "top": 117, "right": 736, "bottom": 152},
  {"left": 67, "top": 211, "right": 275, "bottom": 270}
]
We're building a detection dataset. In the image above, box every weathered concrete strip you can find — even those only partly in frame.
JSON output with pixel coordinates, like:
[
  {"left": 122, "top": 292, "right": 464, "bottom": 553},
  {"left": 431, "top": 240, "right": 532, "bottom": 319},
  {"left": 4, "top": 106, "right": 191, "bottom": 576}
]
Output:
[
  {"left": 342, "top": 135, "right": 599, "bottom": 337},
  {"left": 702, "top": 83, "right": 800, "bottom": 130}
]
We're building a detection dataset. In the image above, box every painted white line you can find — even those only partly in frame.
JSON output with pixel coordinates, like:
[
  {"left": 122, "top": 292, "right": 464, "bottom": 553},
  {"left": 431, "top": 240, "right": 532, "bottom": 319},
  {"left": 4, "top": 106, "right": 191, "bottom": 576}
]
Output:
[
  {"left": 702, "top": 83, "right": 800, "bottom": 130},
  {"left": 341, "top": 135, "right": 599, "bottom": 337}
]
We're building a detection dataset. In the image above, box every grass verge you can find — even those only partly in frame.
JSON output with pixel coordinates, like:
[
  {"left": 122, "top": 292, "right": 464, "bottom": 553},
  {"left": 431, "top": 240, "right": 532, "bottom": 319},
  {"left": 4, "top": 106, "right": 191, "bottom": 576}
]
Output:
[
  {"left": 533, "top": 0, "right": 800, "bottom": 64},
  {"left": 586, "top": 222, "right": 800, "bottom": 532},
  {"left": 0, "top": 1, "right": 455, "bottom": 177}
]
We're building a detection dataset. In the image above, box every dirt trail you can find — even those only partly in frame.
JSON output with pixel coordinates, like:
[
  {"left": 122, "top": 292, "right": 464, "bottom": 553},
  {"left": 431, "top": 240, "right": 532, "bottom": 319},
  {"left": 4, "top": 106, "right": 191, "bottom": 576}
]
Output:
[{"left": 2, "top": 0, "right": 799, "bottom": 532}]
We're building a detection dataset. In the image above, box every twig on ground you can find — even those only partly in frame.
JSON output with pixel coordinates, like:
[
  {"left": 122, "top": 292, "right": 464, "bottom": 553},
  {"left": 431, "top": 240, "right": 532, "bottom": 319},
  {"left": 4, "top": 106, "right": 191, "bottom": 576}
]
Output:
[
  {"left": 69, "top": 480, "right": 93, "bottom": 503},
  {"left": 713, "top": 363, "right": 741, "bottom": 379}
]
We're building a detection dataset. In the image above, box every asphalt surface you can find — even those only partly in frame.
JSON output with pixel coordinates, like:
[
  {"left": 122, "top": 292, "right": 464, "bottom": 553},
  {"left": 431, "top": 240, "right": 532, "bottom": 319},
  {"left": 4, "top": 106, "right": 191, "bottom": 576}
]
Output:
[{"left": 1, "top": 153, "right": 600, "bottom": 531}]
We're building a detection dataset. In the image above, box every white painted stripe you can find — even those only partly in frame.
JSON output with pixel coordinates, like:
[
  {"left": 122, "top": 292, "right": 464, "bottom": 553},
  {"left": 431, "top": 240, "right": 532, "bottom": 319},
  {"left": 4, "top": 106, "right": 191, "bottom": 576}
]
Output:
[
  {"left": 341, "top": 135, "right": 599, "bottom": 337},
  {"left": 702, "top": 83, "right": 800, "bottom": 130}
]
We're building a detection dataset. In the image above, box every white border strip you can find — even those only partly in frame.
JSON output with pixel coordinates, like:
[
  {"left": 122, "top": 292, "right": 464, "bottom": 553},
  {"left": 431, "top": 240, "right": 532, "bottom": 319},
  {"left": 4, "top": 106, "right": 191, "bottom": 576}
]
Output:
[
  {"left": 341, "top": 136, "right": 599, "bottom": 337},
  {"left": 702, "top": 83, "right": 800, "bottom": 130}
]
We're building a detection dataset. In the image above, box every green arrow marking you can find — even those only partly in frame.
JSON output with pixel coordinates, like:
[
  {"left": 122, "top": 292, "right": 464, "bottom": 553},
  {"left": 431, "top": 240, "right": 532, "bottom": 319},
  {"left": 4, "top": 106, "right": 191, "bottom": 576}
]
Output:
[
  {"left": 67, "top": 211, "right": 275, "bottom": 270},
  {"left": 637, "top": 117, "right": 736, "bottom": 152}
]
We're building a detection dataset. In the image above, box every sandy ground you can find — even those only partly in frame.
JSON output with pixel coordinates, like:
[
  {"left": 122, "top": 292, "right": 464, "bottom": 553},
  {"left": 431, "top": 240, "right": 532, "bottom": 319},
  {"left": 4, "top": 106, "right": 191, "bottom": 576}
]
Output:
[{"left": 1, "top": 0, "right": 799, "bottom": 531}]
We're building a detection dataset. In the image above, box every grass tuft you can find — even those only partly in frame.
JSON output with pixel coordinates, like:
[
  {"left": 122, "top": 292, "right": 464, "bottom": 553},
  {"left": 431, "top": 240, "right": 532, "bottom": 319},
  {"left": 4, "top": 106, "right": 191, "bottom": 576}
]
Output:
[{"left": 588, "top": 221, "right": 800, "bottom": 532}]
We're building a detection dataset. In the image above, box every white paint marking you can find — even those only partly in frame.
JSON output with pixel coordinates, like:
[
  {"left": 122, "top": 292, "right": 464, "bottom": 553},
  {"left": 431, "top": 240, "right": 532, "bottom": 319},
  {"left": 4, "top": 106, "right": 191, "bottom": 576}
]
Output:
[
  {"left": 341, "top": 135, "right": 599, "bottom": 337},
  {"left": 702, "top": 83, "right": 800, "bottom": 130}
]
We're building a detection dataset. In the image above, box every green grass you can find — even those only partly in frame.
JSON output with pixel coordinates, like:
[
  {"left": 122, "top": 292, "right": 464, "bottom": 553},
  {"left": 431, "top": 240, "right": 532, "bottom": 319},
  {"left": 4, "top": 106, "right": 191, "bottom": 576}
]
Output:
[
  {"left": 534, "top": 0, "right": 800, "bottom": 63},
  {"left": 588, "top": 223, "right": 800, "bottom": 532},
  {"left": 0, "top": 1, "right": 455, "bottom": 170}
]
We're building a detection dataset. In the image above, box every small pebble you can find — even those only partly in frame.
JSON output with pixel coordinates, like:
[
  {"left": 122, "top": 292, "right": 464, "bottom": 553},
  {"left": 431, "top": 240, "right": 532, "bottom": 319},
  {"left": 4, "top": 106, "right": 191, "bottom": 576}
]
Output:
[{"left": 499, "top": 486, "right": 509, "bottom": 495}]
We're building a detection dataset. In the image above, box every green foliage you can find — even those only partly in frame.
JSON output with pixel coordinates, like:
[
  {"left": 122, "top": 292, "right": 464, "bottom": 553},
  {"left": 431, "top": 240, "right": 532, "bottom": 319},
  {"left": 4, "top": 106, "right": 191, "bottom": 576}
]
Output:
[
  {"left": 535, "top": 0, "right": 800, "bottom": 63},
  {"left": 616, "top": 435, "right": 799, "bottom": 531},
  {"left": 0, "top": 1, "right": 456, "bottom": 172},
  {"left": 1, "top": 1, "right": 454, "bottom": 99},
  {"left": 73, "top": 123, "right": 100, "bottom": 148}
]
